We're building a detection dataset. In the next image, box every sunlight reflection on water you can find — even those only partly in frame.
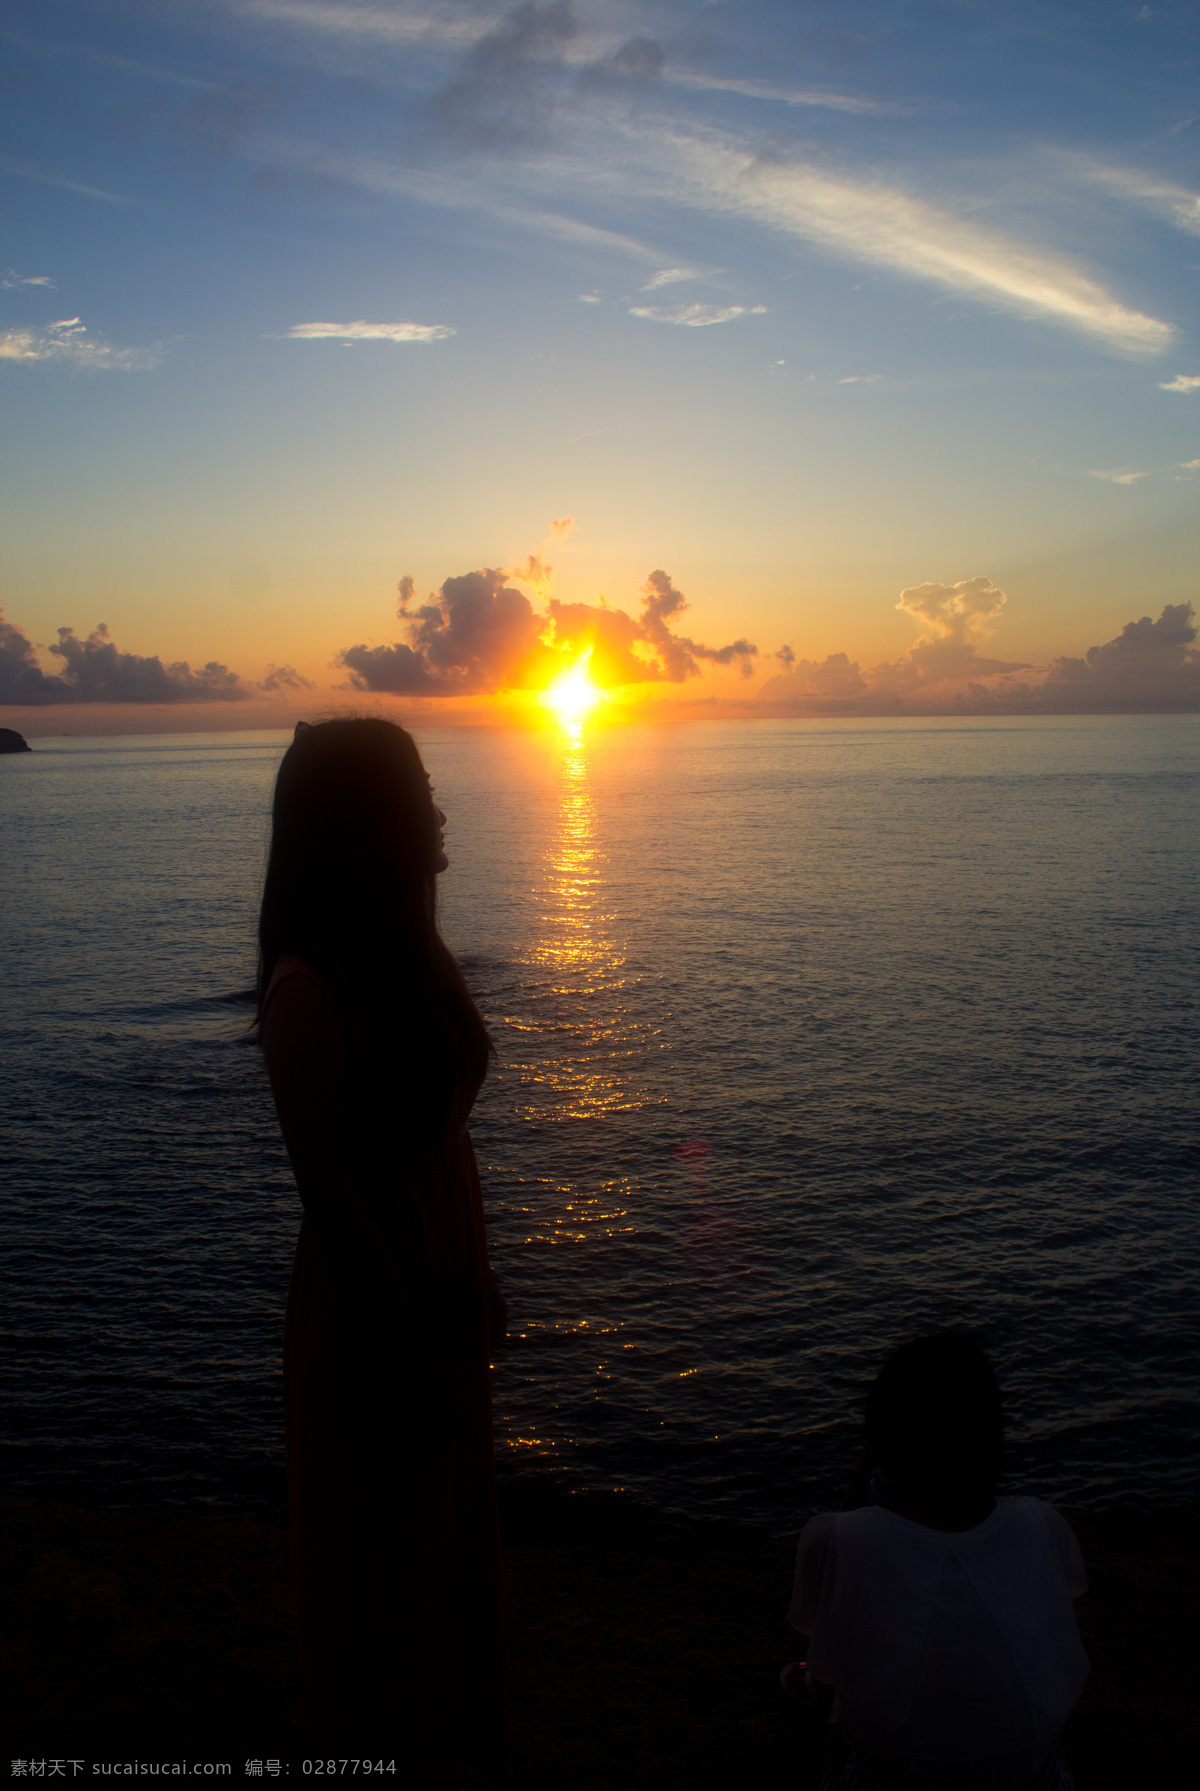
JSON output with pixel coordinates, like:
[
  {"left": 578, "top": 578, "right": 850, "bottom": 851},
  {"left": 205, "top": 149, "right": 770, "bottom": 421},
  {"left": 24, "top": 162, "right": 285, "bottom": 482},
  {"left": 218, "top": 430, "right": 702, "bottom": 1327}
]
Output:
[{"left": 525, "top": 721, "right": 632, "bottom": 1119}]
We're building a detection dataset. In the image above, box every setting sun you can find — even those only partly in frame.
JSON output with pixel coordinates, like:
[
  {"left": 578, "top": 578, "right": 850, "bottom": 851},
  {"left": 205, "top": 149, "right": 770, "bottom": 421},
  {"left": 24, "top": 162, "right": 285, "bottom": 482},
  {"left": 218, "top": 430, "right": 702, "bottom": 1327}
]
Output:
[{"left": 543, "top": 650, "right": 603, "bottom": 726}]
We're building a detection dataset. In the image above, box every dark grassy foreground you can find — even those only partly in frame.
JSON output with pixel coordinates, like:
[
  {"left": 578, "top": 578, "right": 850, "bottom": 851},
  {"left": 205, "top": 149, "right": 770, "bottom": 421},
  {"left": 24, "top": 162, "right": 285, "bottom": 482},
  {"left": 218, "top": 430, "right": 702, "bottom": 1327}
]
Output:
[{"left": 2, "top": 1493, "right": 1195, "bottom": 1787}]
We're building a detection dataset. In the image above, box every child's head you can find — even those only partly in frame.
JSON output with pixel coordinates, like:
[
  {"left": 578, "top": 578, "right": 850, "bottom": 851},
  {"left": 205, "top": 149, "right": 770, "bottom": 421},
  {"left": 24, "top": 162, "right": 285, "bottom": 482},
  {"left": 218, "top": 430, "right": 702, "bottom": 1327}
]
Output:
[{"left": 865, "top": 1333, "right": 1003, "bottom": 1504}]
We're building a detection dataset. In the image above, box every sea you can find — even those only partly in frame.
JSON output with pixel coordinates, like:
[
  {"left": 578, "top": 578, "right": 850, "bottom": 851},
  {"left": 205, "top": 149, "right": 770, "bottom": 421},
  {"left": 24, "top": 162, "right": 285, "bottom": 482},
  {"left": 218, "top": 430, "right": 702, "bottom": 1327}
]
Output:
[{"left": 3, "top": 715, "right": 1198, "bottom": 1534}]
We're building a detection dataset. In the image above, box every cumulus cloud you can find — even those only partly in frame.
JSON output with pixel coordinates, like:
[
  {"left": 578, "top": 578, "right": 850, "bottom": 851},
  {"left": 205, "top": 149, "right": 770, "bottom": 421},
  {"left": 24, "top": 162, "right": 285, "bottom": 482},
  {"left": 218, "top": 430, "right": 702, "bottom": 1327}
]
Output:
[
  {"left": 1035, "top": 603, "right": 1200, "bottom": 712},
  {"left": 875, "top": 576, "right": 1030, "bottom": 693},
  {"left": 341, "top": 568, "right": 551, "bottom": 694},
  {"left": 629, "top": 302, "right": 767, "bottom": 327},
  {"left": 762, "top": 574, "right": 1026, "bottom": 708},
  {"left": 1159, "top": 373, "right": 1200, "bottom": 393},
  {"left": 760, "top": 584, "right": 1199, "bottom": 715},
  {"left": 0, "top": 611, "right": 252, "bottom": 705},
  {"left": 0, "top": 611, "right": 61, "bottom": 706},
  {"left": 285, "top": 319, "right": 455, "bottom": 342},
  {"left": 506, "top": 515, "right": 573, "bottom": 588},
  {"left": 339, "top": 560, "right": 756, "bottom": 696},
  {"left": 509, "top": 551, "right": 554, "bottom": 587},
  {"left": 257, "top": 663, "right": 314, "bottom": 692},
  {"left": 634, "top": 568, "right": 757, "bottom": 677},
  {"left": 0, "top": 318, "right": 162, "bottom": 370},
  {"left": 543, "top": 572, "right": 759, "bottom": 684},
  {"left": 759, "top": 650, "right": 871, "bottom": 712}
]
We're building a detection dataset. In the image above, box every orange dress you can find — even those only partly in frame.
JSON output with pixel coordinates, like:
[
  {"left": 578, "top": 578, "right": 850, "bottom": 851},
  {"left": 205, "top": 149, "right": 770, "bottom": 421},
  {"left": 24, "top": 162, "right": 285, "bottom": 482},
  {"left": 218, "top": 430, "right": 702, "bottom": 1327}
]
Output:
[{"left": 263, "top": 956, "right": 505, "bottom": 1771}]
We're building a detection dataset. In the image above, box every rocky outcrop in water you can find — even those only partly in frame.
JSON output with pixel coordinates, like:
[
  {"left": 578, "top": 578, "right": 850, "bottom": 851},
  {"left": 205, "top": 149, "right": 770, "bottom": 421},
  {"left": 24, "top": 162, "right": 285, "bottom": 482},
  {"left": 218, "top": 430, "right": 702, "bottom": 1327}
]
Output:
[{"left": 0, "top": 728, "right": 31, "bottom": 753}]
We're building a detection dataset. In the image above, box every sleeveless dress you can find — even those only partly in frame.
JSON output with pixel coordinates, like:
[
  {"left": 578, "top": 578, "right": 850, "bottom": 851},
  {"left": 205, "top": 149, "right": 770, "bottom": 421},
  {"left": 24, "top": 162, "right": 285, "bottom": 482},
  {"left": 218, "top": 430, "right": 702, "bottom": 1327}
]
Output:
[{"left": 262, "top": 955, "right": 505, "bottom": 1771}]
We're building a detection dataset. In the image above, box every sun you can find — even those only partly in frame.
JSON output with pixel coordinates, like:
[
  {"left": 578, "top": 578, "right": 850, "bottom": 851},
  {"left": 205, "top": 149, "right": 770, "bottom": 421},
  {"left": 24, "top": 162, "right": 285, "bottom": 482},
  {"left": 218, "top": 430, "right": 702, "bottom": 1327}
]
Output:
[{"left": 543, "top": 649, "right": 603, "bottom": 726}]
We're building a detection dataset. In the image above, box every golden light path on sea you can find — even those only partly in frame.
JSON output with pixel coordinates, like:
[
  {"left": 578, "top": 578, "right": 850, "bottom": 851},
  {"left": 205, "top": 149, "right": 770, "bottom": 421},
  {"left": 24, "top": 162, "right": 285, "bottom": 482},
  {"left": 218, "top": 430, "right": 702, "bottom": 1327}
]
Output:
[{"left": 529, "top": 715, "right": 631, "bottom": 1123}]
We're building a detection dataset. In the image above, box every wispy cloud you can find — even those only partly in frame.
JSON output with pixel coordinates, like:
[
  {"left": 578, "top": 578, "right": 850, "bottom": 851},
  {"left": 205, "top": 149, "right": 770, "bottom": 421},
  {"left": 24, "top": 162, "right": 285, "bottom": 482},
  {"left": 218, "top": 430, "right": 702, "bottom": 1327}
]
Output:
[
  {"left": 308, "top": 115, "right": 1173, "bottom": 356},
  {"left": 4, "top": 29, "right": 216, "bottom": 90},
  {"left": 628, "top": 301, "right": 766, "bottom": 327},
  {"left": 0, "top": 319, "right": 162, "bottom": 370},
  {"left": 639, "top": 265, "right": 716, "bottom": 290},
  {"left": 0, "top": 157, "right": 136, "bottom": 205},
  {"left": 667, "top": 72, "right": 898, "bottom": 117},
  {"left": 837, "top": 372, "right": 885, "bottom": 384},
  {"left": 194, "top": 12, "right": 1179, "bottom": 360},
  {"left": 284, "top": 318, "right": 455, "bottom": 341},
  {"left": 1159, "top": 372, "right": 1200, "bottom": 393},
  {"left": 295, "top": 148, "right": 665, "bottom": 265},
  {"left": 1060, "top": 154, "right": 1200, "bottom": 236},
  {"left": 1087, "top": 468, "right": 1149, "bottom": 484},
  {"left": 233, "top": 0, "right": 891, "bottom": 118},
  {"left": 233, "top": 0, "right": 476, "bottom": 50},
  {"left": 2, "top": 270, "right": 56, "bottom": 289},
  {"left": 618, "top": 125, "right": 1175, "bottom": 356}
]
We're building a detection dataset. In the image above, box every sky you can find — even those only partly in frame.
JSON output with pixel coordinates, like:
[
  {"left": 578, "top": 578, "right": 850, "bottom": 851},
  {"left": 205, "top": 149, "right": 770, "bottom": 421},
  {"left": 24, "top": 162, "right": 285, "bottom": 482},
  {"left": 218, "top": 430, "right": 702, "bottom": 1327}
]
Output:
[{"left": 1, "top": 0, "right": 1198, "bottom": 729}]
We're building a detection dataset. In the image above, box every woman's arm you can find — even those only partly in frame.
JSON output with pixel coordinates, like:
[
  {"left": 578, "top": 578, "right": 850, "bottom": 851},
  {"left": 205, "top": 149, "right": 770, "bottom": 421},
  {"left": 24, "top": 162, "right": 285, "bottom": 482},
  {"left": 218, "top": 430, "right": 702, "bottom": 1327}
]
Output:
[{"left": 262, "top": 970, "right": 460, "bottom": 1436}]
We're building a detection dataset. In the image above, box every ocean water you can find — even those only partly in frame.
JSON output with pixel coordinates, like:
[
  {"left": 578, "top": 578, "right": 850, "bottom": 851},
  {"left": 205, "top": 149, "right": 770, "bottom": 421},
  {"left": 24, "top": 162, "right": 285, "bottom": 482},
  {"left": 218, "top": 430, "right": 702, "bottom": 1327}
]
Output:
[{"left": 2, "top": 715, "right": 1198, "bottom": 1532}]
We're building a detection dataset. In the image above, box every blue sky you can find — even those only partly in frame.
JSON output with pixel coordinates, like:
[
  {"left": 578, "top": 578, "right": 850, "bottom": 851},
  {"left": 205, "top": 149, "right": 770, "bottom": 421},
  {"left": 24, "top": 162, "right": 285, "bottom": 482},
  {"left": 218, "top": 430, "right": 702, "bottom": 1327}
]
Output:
[{"left": 1, "top": 0, "right": 1197, "bottom": 723}]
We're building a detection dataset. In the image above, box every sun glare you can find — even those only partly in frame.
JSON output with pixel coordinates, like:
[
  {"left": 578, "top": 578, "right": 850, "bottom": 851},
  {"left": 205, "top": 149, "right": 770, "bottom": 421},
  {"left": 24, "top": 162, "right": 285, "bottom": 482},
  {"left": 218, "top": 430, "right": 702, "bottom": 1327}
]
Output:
[{"left": 543, "top": 650, "right": 603, "bottom": 726}]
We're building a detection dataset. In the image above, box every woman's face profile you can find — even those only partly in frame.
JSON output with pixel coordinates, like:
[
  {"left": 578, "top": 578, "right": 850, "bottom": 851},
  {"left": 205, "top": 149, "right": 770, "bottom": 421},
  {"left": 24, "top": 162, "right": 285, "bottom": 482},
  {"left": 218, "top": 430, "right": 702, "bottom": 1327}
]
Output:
[{"left": 432, "top": 798, "right": 448, "bottom": 874}]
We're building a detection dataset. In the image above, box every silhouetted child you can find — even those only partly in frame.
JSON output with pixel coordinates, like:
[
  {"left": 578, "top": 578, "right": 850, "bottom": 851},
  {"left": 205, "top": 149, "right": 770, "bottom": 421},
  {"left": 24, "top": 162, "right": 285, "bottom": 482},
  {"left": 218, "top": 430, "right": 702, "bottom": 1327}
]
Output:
[{"left": 785, "top": 1335, "right": 1088, "bottom": 1790}]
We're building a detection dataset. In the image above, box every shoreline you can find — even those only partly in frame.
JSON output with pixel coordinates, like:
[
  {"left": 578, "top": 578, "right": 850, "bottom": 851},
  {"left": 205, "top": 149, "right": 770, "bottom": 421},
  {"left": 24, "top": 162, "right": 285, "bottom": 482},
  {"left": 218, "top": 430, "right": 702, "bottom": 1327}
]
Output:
[{"left": 3, "top": 1493, "right": 1195, "bottom": 1787}]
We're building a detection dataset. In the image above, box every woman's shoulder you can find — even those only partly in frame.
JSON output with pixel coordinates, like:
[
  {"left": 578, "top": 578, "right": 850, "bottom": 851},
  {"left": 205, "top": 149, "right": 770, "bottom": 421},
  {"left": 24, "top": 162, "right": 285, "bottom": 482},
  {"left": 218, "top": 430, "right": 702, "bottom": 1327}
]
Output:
[
  {"left": 261, "top": 953, "right": 343, "bottom": 1018},
  {"left": 260, "top": 954, "right": 350, "bottom": 1051}
]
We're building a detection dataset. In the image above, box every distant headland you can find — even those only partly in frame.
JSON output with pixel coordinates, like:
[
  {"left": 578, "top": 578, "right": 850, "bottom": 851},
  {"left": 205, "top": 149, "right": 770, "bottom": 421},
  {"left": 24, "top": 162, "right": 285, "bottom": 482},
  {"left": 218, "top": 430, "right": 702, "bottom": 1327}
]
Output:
[{"left": 0, "top": 728, "right": 31, "bottom": 754}]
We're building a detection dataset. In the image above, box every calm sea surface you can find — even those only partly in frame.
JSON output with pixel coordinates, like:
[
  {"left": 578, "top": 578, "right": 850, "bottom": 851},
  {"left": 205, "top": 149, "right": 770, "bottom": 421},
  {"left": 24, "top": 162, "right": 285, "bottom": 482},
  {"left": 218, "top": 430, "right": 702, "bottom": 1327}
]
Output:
[{"left": 3, "top": 715, "right": 1198, "bottom": 1531}]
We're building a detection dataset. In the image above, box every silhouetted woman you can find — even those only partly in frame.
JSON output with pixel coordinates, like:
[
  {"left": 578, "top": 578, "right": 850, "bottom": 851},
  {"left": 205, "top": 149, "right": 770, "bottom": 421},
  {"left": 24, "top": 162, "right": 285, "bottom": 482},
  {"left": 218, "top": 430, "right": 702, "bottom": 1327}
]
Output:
[{"left": 258, "top": 718, "right": 505, "bottom": 1773}]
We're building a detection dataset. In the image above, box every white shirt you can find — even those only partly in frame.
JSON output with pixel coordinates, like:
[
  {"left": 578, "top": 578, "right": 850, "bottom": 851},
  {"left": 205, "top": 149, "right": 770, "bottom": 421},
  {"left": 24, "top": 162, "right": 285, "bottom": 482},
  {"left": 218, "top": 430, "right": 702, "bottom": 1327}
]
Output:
[{"left": 788, "top": 1498, "right": 1088, "bottom": 1771}]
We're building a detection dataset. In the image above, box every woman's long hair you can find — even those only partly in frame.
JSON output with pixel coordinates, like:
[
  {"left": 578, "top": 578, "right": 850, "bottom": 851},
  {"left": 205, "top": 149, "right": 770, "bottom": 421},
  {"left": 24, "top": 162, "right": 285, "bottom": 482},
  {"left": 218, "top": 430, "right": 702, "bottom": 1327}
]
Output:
[{"left": 257, "top": 718, "right": 491, "bottom": 1138}]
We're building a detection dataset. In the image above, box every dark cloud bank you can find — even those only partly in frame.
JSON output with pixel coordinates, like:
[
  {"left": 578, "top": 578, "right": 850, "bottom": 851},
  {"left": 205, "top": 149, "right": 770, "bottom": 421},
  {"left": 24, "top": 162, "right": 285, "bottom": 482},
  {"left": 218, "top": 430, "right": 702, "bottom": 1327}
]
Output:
[{"left": 0, "top": 612, "right": 310, "bottom": 706}]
